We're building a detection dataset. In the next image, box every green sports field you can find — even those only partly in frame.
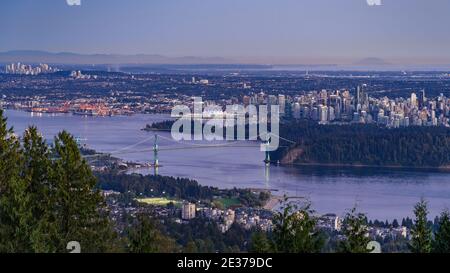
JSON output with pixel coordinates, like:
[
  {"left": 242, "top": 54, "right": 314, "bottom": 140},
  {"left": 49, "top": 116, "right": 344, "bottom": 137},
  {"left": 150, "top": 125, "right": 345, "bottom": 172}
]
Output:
[{"left": 136, "top": 197, "right": 181, "bottom": 206}]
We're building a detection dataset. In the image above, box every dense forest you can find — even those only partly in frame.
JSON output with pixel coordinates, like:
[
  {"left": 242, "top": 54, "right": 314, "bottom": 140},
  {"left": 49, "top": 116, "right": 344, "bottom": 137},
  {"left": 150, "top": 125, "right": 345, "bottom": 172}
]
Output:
[
  {"left": 143, "top": 120, "right": 174, "bottom": 131},
  {"left": 97, "top": 172, "right": 218, "bottom": 202},
  {"left": 271, "top": 121, "right": 450, "bottom": 168},
  {"left": 96, "top": 172, "right": 269, "bottom": 207}
]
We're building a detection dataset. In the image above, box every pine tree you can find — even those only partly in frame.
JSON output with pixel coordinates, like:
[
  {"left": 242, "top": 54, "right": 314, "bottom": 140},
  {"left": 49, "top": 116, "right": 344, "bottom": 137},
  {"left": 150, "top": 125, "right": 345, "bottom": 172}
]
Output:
[
  {"left": 392, "top": 219, "right": 399, "bottom": 228},
  {"left": 50, "top": 131, "right": 118, "bottom": 252},
  {"left": 21, "top": 127, "right": 56, "bottom": 252},
  {"left": 409, "top": 198, "right": 432, "bottom": 253},
  {"left": 339, "top": 207, "right": 371, "bottom": 253},
  {"left": 0, "top": 112, "right": 119, "bottom": 253},
  {"left": 0, "top": 110, "right": 29, "bottom": 252},
  {"left": 272, "top": 200, "right": 324, "bottom": 253},
  {"left": 432, "top": 210, "right": 450, "bottom": 253},
  {"left": 0, "top": 115, "right": 55, "bottom": 252}
]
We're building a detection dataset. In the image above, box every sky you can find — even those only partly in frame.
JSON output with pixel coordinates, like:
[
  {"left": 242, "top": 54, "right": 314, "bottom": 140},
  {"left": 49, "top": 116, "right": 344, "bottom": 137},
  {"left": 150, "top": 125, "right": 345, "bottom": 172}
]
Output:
[{"left": 2, "top": 0, "right": 450, "bottom": 65}]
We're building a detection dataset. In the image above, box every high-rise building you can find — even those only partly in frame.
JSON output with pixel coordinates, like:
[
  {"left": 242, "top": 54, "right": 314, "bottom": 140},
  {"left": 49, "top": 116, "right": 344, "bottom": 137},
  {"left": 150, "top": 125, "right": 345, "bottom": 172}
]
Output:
[
  {"left": 293, "top": 102, "right": 301, "bottom": 119},
  {"left": 411, "top": 92, "right": 417, "bottom": 107},
  {"left": 319, "top": 105, "right": 328, "bottom": 122},
  {"left": 355, "top": 85, "right": 364, "bottom": 109},
  {"left": 278, "top": 94, "right": 286, "bottom": 114},
  {"left": 328, "top": 106, "right": 335, "bottom": 121},
  {"left": 182, "top": 202, "right": 196, "bottom": 220},
  {"left": 419, "top": 89, "right": 426, "bottom": 108},
  {"left": 311, "top": 107, "right": 319, "bottom": 121}
]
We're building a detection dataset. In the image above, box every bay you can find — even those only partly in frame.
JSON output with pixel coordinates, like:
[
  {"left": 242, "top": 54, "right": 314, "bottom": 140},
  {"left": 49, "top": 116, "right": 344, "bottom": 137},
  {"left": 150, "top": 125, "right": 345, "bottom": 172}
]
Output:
[{"left": 5, "top": 109, "right": 450, "bottom": 220}]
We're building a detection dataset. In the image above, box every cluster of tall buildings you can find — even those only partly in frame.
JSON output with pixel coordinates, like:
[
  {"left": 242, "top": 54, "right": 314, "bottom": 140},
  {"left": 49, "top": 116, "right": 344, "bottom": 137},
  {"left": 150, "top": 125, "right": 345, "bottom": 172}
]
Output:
[
  {"left": 5, "top": 62, "right": 58, "bottom": 75},
  {"left": 70, "top": 70, "right": 97, "bottom": 80},
  {"left": 374, "top": 89, "right": 450, "bottom": 127},
  {"left": 199, "top": 207, "right": 273, "bottom": 233},
  {"left": 178, "top": 201, "right": 275, "bottom": 233},
  {"left": 243, "top": 85, "right": 450, "bottom": 128}
]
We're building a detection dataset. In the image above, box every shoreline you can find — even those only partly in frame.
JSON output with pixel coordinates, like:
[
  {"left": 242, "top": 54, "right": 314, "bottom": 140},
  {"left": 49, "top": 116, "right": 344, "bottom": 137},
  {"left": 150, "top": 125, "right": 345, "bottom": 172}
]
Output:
[
  {"left": 4, "top": 107, "right": 170, "bottom": 117},
  {"left": 278, "top": 162, "right": 450, "bottom": 172}
]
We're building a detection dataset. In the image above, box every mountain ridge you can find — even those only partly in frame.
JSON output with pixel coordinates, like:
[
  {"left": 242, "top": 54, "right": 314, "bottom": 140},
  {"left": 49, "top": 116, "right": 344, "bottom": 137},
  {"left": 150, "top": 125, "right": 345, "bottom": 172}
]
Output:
[{"left": 0, "top": 50, "right": 236, "bottom": 65}]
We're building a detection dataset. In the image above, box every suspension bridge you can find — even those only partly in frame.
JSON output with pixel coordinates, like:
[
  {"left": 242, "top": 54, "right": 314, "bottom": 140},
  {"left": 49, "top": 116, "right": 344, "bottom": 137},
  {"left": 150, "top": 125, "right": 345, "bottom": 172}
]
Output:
[{"left": 80, "top": 132, "right": 296, "bottom": 169}]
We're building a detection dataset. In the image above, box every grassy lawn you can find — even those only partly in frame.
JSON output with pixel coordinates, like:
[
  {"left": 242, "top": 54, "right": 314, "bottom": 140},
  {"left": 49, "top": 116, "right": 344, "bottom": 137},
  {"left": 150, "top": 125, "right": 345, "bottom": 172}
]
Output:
[
  {"left": 217, "top": 197, "right": 241, "bottom": 209},
  {"left": 136, "top": 197, "right": 181, "bottom": 207}
]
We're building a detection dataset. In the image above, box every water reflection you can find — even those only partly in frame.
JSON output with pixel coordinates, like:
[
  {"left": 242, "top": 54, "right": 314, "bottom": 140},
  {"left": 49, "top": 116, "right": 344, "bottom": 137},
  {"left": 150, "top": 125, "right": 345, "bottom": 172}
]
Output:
[{"left": 280, "top": 164, "right": 438, "bottom": 180}]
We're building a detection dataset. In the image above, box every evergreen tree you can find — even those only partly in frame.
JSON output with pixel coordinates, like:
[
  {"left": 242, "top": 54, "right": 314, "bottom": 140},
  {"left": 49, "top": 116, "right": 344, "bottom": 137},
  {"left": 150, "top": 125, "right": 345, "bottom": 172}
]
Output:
[
  {"left": 339, "top": 207, "right": 371, "bottom": 253},
  {"left": 49, "top": 131, "right": 118, "bottom": 252},
  {"left": 409, "top": 199, "right": 432, "bottom": 253},
  {"left": 249, "top": 231, "right": 272, "bottom": 253},
  {"left": 21, "top": 127, "right": 55, "bottom": 252},
  {"left": 392, "top": 219, "right": 399, "bottom": 228},
  {"left": 0, "top": 112, "right": 119, "bottom": 253},
  {"left": 272, "top": 200, "right": 324, "bottom": 253},
  {"left": 0, "top": 110, "right": 30, "bottom": 252},
  {"left": 432, "top": 210, "right": 450, "bottom": 253},
  {"left": 128, "top": 214, "right": 177, "bottom": 253},
  {"left": 0, "top": 119, "right": 58, "bottom": 252}
]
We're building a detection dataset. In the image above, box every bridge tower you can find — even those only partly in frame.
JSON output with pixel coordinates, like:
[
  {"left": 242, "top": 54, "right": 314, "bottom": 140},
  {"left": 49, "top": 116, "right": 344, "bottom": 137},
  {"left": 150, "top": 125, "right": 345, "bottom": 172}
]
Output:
[
  {"left": 263, "top": 135, "right": 271, "bottom": 166},
  {"left": 153, "top": 134, "right": 159, "bottom": 167},
  {"left": 264, "top": 150, "right": 271, "bottom": 166}
]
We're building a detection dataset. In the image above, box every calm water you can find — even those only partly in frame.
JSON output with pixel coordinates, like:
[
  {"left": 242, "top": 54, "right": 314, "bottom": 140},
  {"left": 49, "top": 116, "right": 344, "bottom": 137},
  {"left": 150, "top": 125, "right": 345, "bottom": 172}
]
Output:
[{"left": 5, "top": 109, "right": 450, "bottom": 220}]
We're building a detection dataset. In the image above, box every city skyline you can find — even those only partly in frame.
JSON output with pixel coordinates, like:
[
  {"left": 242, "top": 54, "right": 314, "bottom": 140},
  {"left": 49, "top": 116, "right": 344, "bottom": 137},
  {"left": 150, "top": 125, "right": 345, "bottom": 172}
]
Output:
[{"left": 2, "top": 0, "right": 450, "bottom": 65}]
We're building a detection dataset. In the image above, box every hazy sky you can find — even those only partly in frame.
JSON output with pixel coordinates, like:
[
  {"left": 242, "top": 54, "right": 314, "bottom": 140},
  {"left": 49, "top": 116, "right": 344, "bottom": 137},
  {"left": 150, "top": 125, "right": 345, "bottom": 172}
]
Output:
[{"left": 2, "top": 0, "right": 450, "bottom": 64}]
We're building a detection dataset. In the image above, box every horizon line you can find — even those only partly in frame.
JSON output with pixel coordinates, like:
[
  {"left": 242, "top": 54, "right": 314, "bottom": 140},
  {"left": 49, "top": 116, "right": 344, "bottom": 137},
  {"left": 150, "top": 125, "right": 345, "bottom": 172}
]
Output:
[{"left": 1, "top": 49, "right": 450, "bottom": 68}]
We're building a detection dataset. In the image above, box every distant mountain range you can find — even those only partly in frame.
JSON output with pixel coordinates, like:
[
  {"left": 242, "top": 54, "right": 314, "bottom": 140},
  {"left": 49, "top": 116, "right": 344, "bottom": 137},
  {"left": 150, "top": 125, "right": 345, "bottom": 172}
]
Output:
[
  {"left": 354, "top": 57, "right": 391, "bottom": 66},
  {"left": 0, "top": 50, "right": 236, "bottom": 65},
  {"left": 1, "top": 51, "right": 449, "bottom": 71},
  {"left": 0, "top": 51, "right": 393, "bottom": 67}
]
